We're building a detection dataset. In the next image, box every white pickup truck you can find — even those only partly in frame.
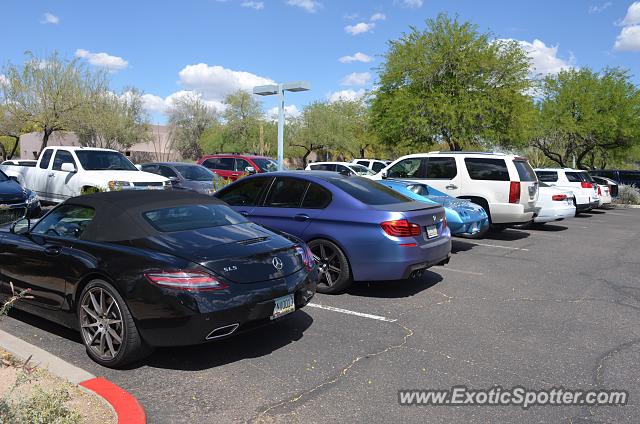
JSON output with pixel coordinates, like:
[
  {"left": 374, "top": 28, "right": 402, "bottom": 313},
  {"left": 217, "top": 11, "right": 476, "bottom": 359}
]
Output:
[{"left": 0, "top": 146, "right": 170, "bottom": 203}]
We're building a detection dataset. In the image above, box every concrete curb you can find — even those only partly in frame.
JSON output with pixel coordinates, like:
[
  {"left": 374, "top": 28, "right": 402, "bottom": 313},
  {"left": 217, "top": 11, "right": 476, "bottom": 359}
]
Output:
[{"left": 0, "top": 329, "right": 146, "bottom": 424}]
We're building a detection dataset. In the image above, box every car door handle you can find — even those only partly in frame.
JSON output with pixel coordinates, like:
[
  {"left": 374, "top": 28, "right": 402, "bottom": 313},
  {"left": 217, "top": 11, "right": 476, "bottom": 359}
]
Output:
[
  {"left": 445, "top": 184, "right": 458, "bottom": 190},
  {"left": 48, "top": 173, "right": 54, "bottom": 178},
  {"left": 294, "top": 214, "right": 310, "bottom": 222},
  {"left": 44, "top": 246, "right": 61, "bottom": 256},
  {"left": 238, "top": 211, "right": 249, "bottom": 216}
]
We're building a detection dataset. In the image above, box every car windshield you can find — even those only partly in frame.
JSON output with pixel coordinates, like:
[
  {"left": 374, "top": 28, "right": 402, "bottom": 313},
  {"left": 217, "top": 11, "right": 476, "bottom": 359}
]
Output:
[
  {"left": 174, "top": 164, "right": 216, "bottom": 181},
  {"left": 350, "top": 164, "right": 375, "bottom": 176},
  {"left": 330, "top": 177, "right": 412, "bottom": 205},
  {"left": 252, "top": 158, "right": 281, "bottom": 172},
  {"left": 75, "top": 151, "right": 138, "bottom": 171},
  {"left": 143, "top": 204, "right": 248, "bottom": 232},
  {"left": 0, "top": 170, "right": 7, "bottom": 182}
]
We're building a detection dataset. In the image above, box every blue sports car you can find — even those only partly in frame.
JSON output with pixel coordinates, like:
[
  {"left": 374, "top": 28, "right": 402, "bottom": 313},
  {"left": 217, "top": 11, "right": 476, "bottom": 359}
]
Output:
[
  {"left": 380, "top": 180, "right": 489, "bottom": 236},
  {"left": 215, "top": 171, "right": 452, "bottom": 294}
]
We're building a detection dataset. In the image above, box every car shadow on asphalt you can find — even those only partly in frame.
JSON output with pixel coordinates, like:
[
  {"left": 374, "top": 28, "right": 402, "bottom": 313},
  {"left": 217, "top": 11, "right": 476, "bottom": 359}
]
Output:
[
  {"left": 345, "top": 270, "right": 443, "bottom": 299},
  {"left": 7, "top": 309, "right": 82, "bottom": 344},
  {"left": 527, "top": 223, "right": 569, "bottom": 232},
  {"left": 481, "top": 229, "right": 531, "bottom": 241}
]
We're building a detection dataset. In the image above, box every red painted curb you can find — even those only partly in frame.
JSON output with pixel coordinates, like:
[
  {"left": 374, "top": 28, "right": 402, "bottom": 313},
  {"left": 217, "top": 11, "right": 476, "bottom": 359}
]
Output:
[{"left": 80, "top": 377, "right": 146, "bottom": 424}]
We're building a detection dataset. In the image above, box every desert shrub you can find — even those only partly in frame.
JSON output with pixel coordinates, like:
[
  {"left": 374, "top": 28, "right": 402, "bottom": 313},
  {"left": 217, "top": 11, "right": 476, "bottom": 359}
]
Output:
[
  {"left": 10, "top": 387, "right": 80, "bottom": 424},
  {"left": 616, "top": 184, "right": 640, "bottom": 205}
]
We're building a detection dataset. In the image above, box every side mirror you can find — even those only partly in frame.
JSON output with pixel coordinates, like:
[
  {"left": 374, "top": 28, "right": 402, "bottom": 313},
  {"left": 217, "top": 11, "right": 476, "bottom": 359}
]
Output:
[
  {"left": 61, "top": 162, "right": 76, "bottom": 173},
  {"left": 381, "top": 171, "right": 388, "bottom": 179},
  {"left": 245, "top": 166, "right": 256, "bottom": 174},
  {"left": 11, "top": 218, "right": 31, "bottom": 235},
  {"left": 8, "top": 176, "right": 18, "bottom": 182},
  {"left": 169, "top": 176, "right": 180, "bottom": 184},
  {"left": 135, "top": 164, "right": 143, "bottom": 171}
]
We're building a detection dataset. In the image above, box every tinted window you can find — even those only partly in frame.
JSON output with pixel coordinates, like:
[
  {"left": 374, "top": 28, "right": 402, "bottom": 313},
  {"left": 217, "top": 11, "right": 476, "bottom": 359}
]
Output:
[
  {"left": 387, "top": 158, "right": 426, "bottom": 179},
  {"left": 309, "top": 164, "right": 336, "bottom": 171},
  {"left": 426, "top": 157, "right": 457, "bottom": 179},
  {"left": 158, "top": 165, "right": 178, "bottom": 178},
  {"left": 144, "top": 204, "right": 247, "bottom": 232},
  {"left": 350, "top": 164, "right": 375, "bottom": 176},
  {"left": 565, "top": 172, "right": 582, "bottom": 182},
  {"left": 302, "top": 183, "right": 332, "bottom": 209},
  {"left": 330, "top": 177, "right": 412, "bottom": 205},
  {"left": 252, "top": 158, "right": 279, "bottom": 172},
  {"left": 336, "top": 164, "right": 353, "bottom": 175},
  {"left": 32, "top": 205, "right": 95, "bottom": 239},
  {"left": 371, "top": 162, "right": 386, "bottom": 173},
  {"left": 52, "top": 150, "right": 76, "bottom": 171},
  {"left": 75, "top": 151, "right": 137, "bottom": 171},
  {"left": 174, "top": 165, "right": 216, "bottom": 182},
  {"left": 355, "top": 160, "right": 369, "bottom": 167},
  {"left": 141, "top": 165, "right": 159, "bottom": 174},
  {"left": 536, "top": 171, "right": 558, "bottom": 182},
  {"left": 217, "top": 177, "right": 270, "bottom": 206},
  {"left": 203, "top": 157, "right": 234, "bottom": 171},
  {"left": 39, "top": 149, "right": 53, "bottom": 169},
  {"left": 513, "top": 160, "right": 537, "bottom": 182},
  {"left": 264, "top": 178, "right": 308, "bottom": 208},
  {"left": 0, "top": 170, "right": 7, "bottom": 182},
  {"left": 465, "top": 158, "right": 509, "bottom": 181},
  {"left": 235, "top": 159, "right": 251, "bottom": 172}
]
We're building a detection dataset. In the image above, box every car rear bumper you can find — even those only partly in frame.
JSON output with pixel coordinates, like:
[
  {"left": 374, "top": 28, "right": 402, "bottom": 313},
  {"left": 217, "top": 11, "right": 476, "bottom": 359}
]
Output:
[
  {"left": 534, "top": 205, "right": 576, "bottom": 223},
  {"left": 489, "top": 203, "right": 537, "bottom": 225},
  {"left": 133, "top": 269, "right": 316, "bottom": 347}
]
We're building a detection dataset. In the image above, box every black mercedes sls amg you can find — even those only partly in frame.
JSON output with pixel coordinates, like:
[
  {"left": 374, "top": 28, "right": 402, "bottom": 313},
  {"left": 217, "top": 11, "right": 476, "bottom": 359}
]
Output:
[{"left": 0, "top": 190, "right": 317, "bottom": 367}]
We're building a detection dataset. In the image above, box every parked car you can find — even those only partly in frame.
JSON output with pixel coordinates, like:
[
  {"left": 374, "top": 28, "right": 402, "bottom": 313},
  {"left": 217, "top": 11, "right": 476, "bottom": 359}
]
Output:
[
  {"left": 351, "top": 159, "right": 390, "bottom": 173},
  {"left": 306, "top": 162, "right": 376, "bottom": 177},
  {"left": 375, "top": 152, "right": 539, "bottom": 228},
  {"left": 0, "top": 147, "right": 170, "bottom": 203},
  {"left": 215, "top": 171, "right": 451, "bottom": 294},
  {"left": 534, "top": 168, "right": 599, "bottom": 214},
  {"left": 1, "top": 160, "right": 37, "bottom": 167},
  {"left": 197, "top": 154, "right": 279, "bottom": 181},
  {"left": 532, "top": 182, "right": 576, "bottom": 224},
  {"left": 591, "top": 176, "right": 619, "bottom": 198},
  {"left": 590, "top": 169, "right": 640, "bottom": 188},
  {"left": 0, "top": 190, "right": 317, "bottom": 367},
  {"left": 139, "top": 162, "right": 223, "bottom": 195},
  {"left": 380, "top": 179, "right": 489, "bottom": 236},
  {"left": 0, "top": 169, "right": 41, "bottom": 223}
]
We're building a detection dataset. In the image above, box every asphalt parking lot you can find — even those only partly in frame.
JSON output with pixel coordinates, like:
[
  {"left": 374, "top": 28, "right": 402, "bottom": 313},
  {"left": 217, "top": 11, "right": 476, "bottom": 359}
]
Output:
[{"left": 2, "top": 208, "right": 639, "bottom": 423}]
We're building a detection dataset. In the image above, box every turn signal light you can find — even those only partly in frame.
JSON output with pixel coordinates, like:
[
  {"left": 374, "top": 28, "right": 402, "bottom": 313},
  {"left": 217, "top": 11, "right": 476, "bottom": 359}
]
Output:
[
  {"left": 381, "top": 219, "right": 421, "bottom": 237},
  {"left": 508, "top": 182, "right": 521, "bottom": 204},
  {"left": 145, "top": 270, "right": 228, "bottom": 291},
  {"left": 551, "top": 194, "right": 567, "bottom": 201}
]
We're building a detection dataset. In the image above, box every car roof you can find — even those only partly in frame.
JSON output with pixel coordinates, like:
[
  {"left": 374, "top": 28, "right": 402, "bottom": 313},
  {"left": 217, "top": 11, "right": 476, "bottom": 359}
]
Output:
[
  {"left": 142, "top": 162, "right": 203, "bottom": 167},
  {"left": 200, "top": 154, "right": 272, "bottom": 159},
  {"left": 44, "top": 146, "right": 117, "bottom": 152},
  {"left": 396, "top": 151, "right": 519, "bottom": 160},
  {"left": 64, "top": 190, "right": 226, "bottom": 242},
  {"left": 310, "top": 161, "right": 357, "bottom": 166},
  {"left": 244, "top": 170, "right": 351, "bottom": 182}
]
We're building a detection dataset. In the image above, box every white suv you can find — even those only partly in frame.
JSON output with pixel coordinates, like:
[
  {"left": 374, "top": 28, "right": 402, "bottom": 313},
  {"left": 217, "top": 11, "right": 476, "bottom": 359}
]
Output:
[
  {"left": 534, "top": 168, "right": 600, "bottom": 213},
  {"left": 375, "top": 152, "right": 540, "bottom": 227},
  {"left": 351, "top": 159, "right": 390, "bottom": 173}
]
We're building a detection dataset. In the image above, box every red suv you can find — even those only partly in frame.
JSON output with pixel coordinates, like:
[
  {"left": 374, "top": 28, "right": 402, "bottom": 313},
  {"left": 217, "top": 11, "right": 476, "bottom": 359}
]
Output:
[{"left": 197, "top": 154, "right": 279, "bottom": 181}]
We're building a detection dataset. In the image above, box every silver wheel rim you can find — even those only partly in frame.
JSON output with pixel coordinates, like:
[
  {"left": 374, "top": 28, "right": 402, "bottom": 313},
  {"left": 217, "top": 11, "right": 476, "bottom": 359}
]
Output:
[
  {"left": 80, "top": 287, "right": 124, "bottom": 361},
  {"left": 310, "top": 242, "right": 342, "bottom": 287}
]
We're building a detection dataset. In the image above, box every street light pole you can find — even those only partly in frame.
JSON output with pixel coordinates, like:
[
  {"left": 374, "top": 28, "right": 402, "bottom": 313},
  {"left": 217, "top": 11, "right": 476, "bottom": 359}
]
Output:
[{"left": 254, "top": 81, "right": 310, "bottom": 171}]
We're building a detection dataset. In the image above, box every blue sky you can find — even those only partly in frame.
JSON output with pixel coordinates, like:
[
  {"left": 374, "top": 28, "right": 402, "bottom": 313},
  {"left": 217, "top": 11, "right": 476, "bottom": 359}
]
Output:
[{"left": 3, "top": 1, "right": 640, "bottom": 123}]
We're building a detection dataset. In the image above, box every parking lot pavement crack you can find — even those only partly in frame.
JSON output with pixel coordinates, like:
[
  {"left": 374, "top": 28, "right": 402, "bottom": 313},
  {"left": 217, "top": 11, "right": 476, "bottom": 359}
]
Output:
[
  {"left": 593, "top": 337, "right": 640, "bottom": 387},
  {"left": 250, "top": 321, "right": 415, "bottom": 423}
]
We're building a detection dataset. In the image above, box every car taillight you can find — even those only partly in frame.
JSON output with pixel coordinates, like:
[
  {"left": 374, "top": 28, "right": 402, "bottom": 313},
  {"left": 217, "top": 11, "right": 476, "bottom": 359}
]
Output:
[
  {"left": 581, "top": 182, "right": 593, "bottom": 189},
  {"left": 442, "top": 216, "right": 448, "bottom": 230},
  {"left": 145, "top": 271, "right": 227, "bottom": 291},
  {"left": 551, "top": 194, "right": 567, "bottom": 201},
  {"left": 508, "top": 182, "right": 521, "bottom": 204},
  {"left": 295, "top": 244, "right": 315, "bottom": 271},
  {"left": 597, "top": 186, "right": 602, "bottom": 195},
  {"left": 381, "top": 219, "right": 421, "bottom": 237}
]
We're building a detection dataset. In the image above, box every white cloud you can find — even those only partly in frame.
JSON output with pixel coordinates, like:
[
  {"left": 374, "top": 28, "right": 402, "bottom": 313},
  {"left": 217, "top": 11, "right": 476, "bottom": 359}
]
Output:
[
  {"left": 345, "top": 22, "right": 375, "bottom": 35},
  {"left": 241, "top": 1, "right": 264, "bottom": 10},
  {"left": 341, "top": 72, "right": 371, "bottom": 86},
  {"left": 267, "top": 104, "right": 301, "bottom": 121},
  {"left": 75, "top": 49, "right": 128, "bottom": 72},
  {"left": 286, "top": 0, "right": 322, "bottom": 13},
  {"left": 142, "top": 91, "right": 226, "bottom": 115},
  {"left": 0, "top": 74, "right": 8, "bottom": 87},
  {"left": 398, "top": 0, "right": 423, "bottom": 8},
  {"left": 614, "top": 25, "right": 640, "bottom": 50},
  {"left": 370, "top": 12, "right": 386, "bottom": 21},
  {"left": 41, "top": 12, "right": 59, "bottom": 24},
  {"left": 338, "top": 52, "right": 373, "bottom": 63},
  {"left": 588, "top": 2, "right": 612, "bottom": 14},
  {"left": 503, "top": 39, "right": 572, "bottom": 75},
  {"left": 327, "top": 89, "right": 366, "bottom": 103},
  {"left": 178, "top": 63, "right": 273, "bottom": 100},
  {"left": 621, "top": 1, "right": 640, "bottom": 25}
]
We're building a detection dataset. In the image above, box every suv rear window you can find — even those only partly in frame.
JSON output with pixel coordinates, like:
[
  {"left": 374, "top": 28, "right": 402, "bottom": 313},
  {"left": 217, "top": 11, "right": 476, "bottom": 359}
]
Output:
[
  {"left": 565, "top": 172, "right": 583, "bottom": 182},
  {"left": 536, "top": 171, "right": 558, "bottom": 182},
  {"left": 464, "top": 158, "right": 509, "bottom": 181},
  {"left": 513, "top": 160, "right": 537, "bottom": 182},
  {"left": 143, "top": 204, "right": 247, "bottom": 232},
  {"left": 329, "top": 177, "right": 411, "bottom": 205}
]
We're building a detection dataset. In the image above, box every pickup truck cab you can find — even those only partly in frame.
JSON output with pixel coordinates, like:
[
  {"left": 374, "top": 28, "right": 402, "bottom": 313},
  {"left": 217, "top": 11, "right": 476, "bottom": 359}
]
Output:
[{"left": 0, "top": 147, "right": 170, "bottom": 203}]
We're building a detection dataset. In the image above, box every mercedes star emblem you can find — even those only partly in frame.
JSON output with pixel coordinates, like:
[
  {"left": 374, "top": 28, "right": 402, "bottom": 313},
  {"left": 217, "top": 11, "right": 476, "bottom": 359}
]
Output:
[{"left": 272, "top": 257, "right": 284, "bottom": 270}]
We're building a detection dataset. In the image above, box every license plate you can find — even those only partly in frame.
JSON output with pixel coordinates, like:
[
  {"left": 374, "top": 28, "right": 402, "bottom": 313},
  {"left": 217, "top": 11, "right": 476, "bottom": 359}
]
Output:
[
  {"left": 271, "top": 294, "right": 295, "bottom": 320},
  {"left": 426, "top": 225, "right": 438, "bottom": 239}
]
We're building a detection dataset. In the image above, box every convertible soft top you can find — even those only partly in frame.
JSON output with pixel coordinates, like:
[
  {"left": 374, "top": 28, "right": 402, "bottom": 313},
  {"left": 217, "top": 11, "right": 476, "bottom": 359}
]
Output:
[{"left": 65, "top": 190, "right": 227, "bottom": 242}]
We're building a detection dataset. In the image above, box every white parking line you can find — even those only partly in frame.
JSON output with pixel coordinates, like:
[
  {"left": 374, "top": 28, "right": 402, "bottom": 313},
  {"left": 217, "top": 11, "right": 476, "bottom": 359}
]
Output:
[
  {"left": 438, "top": 267, "right": 484, "bottom": 276},
  {"left": 463, "top": 242, "right": 530, "bottom": 251},
  {"left": 306, "top": 303, "right": 397, "bottom": 322}
]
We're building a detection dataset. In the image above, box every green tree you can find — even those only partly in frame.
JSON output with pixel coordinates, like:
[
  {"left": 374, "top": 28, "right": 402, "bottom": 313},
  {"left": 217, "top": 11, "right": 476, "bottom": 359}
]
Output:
[
  {"left": 221, "top": 90, "right": 264, "bottom": 153},
  {"left": 167, "top": 93, "right": 218, "bottom": 160},
  {"left": 370, "top": 14, "right": 533, "bottom": 151},
  {"left": 0, "top": 105, "right": 23, "bottom": 160},
  {"left": 532, "top": 67, "right": 640, "bottom": 169},
  {"left": 0, "top": 52, "right": 106, "bottom": 153}
]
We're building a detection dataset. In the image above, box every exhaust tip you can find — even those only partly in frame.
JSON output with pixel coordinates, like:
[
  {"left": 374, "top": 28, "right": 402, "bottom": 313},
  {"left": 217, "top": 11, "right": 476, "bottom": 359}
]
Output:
[{"left": 206, "top": 323, "right": 240, "bottom": 340}]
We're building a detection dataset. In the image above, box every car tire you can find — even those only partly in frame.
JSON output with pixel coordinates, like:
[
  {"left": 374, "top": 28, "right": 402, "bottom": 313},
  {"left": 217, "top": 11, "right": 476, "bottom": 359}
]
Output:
[
  {"left": 78, "top": 280, "right": 152, "bottom": 368},
  {"left": 308, "top": 239, "right": 351, "bottom": 294}
]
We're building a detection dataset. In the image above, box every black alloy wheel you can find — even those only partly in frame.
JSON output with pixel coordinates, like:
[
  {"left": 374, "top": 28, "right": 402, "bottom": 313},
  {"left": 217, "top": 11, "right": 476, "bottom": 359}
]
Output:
[{"left": 308, "top": 239, "right": 351, "bottom": 294}]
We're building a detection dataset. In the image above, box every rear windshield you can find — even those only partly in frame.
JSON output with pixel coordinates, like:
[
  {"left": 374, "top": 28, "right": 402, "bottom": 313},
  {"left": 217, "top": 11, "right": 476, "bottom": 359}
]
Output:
[
  {"left": 465, "top": 158, "right": 509, "bottom": 181},
  {"left": 513, "top": 160, "right": 537, "bottom": 182},
  {"left": 536, "top": 171, "right": 558, "bottom": 182},
  {"left": 143, "top": 204, "right": 247, "bottom": 232},
  {"left": 329, "top": 177, "right": 412, "bottom": 205},
  {"left": 566, "top": 172, "right": 593, "bottom": 183}
]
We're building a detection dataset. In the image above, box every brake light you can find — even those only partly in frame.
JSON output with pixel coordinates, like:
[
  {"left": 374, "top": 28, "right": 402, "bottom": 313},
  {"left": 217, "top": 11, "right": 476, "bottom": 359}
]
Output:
[
  {"left": 508, "top": 182, "right": 521, "bottom": 203},
  {"left": 597, "top": 186, "right": 602, "bottom": 195},
  {"left": 295, "top": 244, "right": 315, "bottom": 271},
  {"left": 581, "top": 182, "right": 593, "bottom": 189},
  {"left": 551, "top": 194, "right": 567, "bottom": 201},
  {"left": 381, "top": 219, "right": 421, "bottom": 237},
  {"left": 442, "top": 216, "right": 448, "bottom": 230},
  {"left": 145, "top": 271, "right": 227, "bottom": 291}
]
